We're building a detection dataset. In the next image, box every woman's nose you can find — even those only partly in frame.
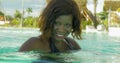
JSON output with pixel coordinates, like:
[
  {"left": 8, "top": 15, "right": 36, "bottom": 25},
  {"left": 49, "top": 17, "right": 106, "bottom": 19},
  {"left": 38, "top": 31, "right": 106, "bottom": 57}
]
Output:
[{"left": 58, "top": 25, "right": 65, "bottom": 31}]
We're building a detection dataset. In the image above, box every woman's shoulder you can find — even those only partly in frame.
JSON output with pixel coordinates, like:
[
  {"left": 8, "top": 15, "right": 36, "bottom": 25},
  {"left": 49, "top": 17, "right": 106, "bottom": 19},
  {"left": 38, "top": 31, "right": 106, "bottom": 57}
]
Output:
[
  {"left": 19, "top": 36, "right": 41, "bottom": 52},
  {"left": 27, "top": 36, "right": 45, "bottom": 47},
  {"left": 28, "top": 37, "right": 41, "bottom": 42},
  {"left": 22, "top": 37, "right": 41, "bottom": 45}
]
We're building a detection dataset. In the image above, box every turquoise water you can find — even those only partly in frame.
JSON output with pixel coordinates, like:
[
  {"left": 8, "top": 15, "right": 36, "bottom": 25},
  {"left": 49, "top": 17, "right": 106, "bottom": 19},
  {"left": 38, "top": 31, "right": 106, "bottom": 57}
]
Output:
[{"left": 0, "top": 28, "right": 120, "bottom": 63}]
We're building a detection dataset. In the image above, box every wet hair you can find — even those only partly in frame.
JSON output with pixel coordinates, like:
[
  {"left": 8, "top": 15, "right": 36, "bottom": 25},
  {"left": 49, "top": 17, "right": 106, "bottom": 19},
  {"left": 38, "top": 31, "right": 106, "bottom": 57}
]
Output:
[{"left": 38, "top": 0, "right": 82, "bottom": 40}]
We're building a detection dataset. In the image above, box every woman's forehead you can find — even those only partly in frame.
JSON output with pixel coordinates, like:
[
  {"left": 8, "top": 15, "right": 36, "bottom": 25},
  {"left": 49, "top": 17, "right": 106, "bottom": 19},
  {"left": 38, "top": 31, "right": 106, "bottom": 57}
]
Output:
[
  {"left": 56, "top": 15, "right": 72, "bottom": 20},
  {"left": 55, "top": 15, "right": 73, "bottom": 24}
]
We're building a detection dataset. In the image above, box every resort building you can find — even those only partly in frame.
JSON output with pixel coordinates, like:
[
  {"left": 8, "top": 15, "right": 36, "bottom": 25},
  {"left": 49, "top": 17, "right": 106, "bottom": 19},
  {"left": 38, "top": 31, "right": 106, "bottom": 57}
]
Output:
[
  {"left": 104, "top": 0, "right": 120, "bottom": 36},
  {"left": 104, "top": 0, "right": 120, "bottom": 27}
]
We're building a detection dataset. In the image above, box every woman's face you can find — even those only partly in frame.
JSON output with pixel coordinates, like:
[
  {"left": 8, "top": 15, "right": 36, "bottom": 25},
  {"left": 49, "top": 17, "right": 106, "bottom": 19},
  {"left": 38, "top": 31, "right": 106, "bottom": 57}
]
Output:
[{"left": 52, "top": 15, "right": 72, "bottom": 41}]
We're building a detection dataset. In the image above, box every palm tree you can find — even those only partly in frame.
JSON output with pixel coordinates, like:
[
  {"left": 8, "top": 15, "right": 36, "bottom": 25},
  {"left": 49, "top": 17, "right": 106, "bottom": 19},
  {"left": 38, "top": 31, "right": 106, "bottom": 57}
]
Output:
[
  {"left": 75, "top": 0, "right": 99, "bottom": 28},
  {"left": 46, "top": 0, "right": 50, "bottom": 3},
  {"left": 94, "top": 0, "right": 97, "bottom": 18},
  {"left": 14, "top": 10, "right": 22, "bottom": 19},
  {"left": 26, "top": 7, "right": 32, "bottom": 16},
  {"left": 0, "top": 11, "right": 4, "bottom": 16}
]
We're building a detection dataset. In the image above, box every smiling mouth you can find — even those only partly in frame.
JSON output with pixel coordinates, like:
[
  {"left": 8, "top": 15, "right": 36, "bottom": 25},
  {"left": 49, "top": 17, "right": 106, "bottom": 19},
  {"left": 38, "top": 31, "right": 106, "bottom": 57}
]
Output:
[{"left": 56, "top": 34, "right": 65, "bottom": 39}]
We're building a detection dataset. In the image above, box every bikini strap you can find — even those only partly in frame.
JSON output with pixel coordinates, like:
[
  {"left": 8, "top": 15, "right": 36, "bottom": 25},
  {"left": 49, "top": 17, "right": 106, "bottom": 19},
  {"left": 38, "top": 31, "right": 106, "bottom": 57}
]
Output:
[
  {"left": 49, "top": 37, "right": 59, "bottom": 53},
  {"left": 64, "top": 38, "right": 75, "bottom": 50}
]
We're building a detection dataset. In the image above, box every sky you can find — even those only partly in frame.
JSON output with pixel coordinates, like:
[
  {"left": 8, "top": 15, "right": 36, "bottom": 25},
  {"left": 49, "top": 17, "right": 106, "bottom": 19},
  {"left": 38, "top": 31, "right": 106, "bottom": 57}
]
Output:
[
  {"left": 87, "top": 0, "right": 104, "bottom": 13},
  {"left": 0, "top": 0, "right": 104, "bottom": 17},
  {"left": 0, "top": 0, "right": 46, "bottom": 17}
]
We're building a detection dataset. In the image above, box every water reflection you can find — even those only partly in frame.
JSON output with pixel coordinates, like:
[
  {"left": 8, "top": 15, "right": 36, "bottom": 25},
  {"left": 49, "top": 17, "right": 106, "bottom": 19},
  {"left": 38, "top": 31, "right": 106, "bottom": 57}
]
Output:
[
  {"left": 1, "top": 50, "right": 120, "bottom": 63},
  {"left": 32, "top": 51, "right": 79, "bottom": 63}
]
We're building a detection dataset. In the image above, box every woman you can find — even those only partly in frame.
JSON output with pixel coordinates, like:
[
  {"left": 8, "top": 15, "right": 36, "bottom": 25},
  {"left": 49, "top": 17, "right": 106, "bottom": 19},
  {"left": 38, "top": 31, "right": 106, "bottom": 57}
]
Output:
[{"left": 19, "top": 0, "right": 82, "bottom": 53}]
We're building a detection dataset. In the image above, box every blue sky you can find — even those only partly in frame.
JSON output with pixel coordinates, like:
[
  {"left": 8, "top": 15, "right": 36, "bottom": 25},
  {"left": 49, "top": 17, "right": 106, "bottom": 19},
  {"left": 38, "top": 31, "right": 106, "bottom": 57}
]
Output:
[
  {"left": 0, "top": 0, "right": 46, "bottom": 17},
  {"left": 0, "top": 0, "right": 104, "bottom": 17}
]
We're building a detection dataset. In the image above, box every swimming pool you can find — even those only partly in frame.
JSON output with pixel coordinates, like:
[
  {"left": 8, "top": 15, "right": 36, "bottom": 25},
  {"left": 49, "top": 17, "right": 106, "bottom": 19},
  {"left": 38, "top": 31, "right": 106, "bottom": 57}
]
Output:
[{"left": 0, "top": 28, "right": 120, "bottom": 63}]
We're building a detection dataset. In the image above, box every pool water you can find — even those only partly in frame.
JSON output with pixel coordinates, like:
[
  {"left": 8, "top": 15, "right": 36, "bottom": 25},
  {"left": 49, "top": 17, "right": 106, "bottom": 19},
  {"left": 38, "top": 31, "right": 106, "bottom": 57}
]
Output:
[{"left": 0, "top": 28, "right": 120, "bottom": 63}]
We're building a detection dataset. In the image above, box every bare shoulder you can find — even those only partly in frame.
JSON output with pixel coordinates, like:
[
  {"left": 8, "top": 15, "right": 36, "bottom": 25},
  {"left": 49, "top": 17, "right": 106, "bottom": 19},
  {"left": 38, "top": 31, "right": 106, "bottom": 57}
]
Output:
[
  {"left": 26, "top": 37, "right": 41, "bottom": 43},
  {"left": 18, "top": 37, "right": 41, "bottom": 52},
  {"left": 66, "top": 37, "right": 81, "bottom": 50}
]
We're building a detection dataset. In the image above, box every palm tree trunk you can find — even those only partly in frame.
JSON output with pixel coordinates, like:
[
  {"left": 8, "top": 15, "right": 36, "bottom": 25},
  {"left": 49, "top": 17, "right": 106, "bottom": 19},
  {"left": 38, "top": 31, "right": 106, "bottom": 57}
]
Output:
[{"left": 94, "top": 0, "right": 97, "bottom": 18}]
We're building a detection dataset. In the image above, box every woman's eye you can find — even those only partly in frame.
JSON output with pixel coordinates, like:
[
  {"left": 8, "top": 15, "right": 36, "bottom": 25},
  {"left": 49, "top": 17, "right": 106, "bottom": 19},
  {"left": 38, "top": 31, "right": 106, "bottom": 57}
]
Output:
[
  {"left": 65, "top": 24, "right": 71, "bottom": 27},
  {"left": 55, "top": 22, "right": 60, "bottom": 26}
]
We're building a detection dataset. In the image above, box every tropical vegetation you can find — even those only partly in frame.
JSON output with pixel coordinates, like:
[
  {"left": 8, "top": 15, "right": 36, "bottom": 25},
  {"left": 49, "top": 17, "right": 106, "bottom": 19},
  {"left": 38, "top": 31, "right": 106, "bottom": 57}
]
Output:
[{"left": 0, "top": 7, "right": 38, "bottom": 28}]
